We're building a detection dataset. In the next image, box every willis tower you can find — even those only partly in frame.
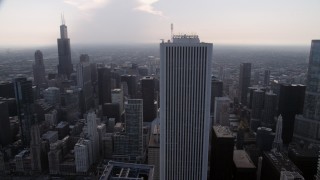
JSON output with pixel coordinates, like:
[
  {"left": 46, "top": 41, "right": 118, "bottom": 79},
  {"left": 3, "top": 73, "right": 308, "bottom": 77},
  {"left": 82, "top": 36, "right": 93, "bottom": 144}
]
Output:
[{"left": 57, "top": 15, "right": 73, "bottom": 79}]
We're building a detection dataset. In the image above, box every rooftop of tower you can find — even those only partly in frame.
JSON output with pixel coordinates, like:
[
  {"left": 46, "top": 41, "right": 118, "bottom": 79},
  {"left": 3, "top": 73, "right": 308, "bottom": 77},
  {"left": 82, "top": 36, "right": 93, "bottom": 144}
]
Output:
[{"left": 172, "top": 34, "right": 200, "bottom": 43}]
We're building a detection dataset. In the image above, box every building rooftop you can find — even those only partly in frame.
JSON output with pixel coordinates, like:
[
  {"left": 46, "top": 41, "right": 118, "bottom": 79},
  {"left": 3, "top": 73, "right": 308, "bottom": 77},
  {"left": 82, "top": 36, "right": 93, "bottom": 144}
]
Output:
[
  {"left": 233, "top": 150, "right": 256, "bottom": 169},
  {"left": 263, "top": 151, "right": 302, "bottom": 174},
  {"left": 112, "top": 89, "right": 122, "bottom": 93},
  {"left": 99, "top": 161, "right": 154, "bottom": 180},
  {"left": 213, "top": 125, "right": 233, "bottom": 138},
  {"left": 42, "top": 131, "right": 58, "bottom": 140},
  {"left": 56, "top": 121, "right": 68, "bottom": 129},
  {"left": 172, "top": 34, "right": 200, "bottom": 43}
]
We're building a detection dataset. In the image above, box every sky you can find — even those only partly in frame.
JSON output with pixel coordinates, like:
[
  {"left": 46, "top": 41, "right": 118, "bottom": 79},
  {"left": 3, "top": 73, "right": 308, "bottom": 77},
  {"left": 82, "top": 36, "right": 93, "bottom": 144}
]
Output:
[{"left": 0, "top": 0, "right": 320, "bottom": 47}]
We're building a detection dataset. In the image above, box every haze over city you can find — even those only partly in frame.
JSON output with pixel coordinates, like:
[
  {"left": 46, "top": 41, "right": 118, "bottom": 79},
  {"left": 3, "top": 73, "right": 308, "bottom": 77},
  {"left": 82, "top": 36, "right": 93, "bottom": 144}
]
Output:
[
  {"left": 1, "top": 0, "right": 320, "bottom": 179},
  {"left": 1, "top": 0, "right": 320, "bottom": 47}
]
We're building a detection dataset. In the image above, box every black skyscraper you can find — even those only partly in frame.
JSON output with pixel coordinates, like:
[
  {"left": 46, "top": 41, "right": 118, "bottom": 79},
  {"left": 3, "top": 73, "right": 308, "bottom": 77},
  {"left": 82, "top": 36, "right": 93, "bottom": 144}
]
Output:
[
  {"left": 33, "top": 50, "right": 47, "bottom": 88},
  {"left": 278, "top": 84, "right": 305, "bottom": 144},
  {"left": 121, "top": 75, "right": 137, "bottom": 98},
  {"left": 13, "top": 77, "right": 34, "bottom": 146},
  {"left": 239, "top": 63, "right": 251, "bottom": 105},
  {"left": 210, "top": 126, "right": 234, "bottom": 180},
  {"left": 57, "top": 17, "right": 73, "bottom": 79},
  {"left": 0, "top": 101, "right": 11, "bottom": 146},
  {"left": 141, "top": 76, "right": 156, "bottom": 122},
  {"left": 98, "top": 67, "right": 112, "bottom": 105},
  {"left": 211, "top": 77, "right": 223, "bottom": 114},
  {"left": 0, "top": 81, "right": 15, "bottom": 98}
]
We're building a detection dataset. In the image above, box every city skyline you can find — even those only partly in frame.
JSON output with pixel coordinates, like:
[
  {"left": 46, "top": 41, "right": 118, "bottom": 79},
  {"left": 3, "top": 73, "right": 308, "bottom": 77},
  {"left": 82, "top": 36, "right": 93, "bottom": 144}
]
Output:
[{"left": 1, "top": 0, "right": 320, "bottom": 47}]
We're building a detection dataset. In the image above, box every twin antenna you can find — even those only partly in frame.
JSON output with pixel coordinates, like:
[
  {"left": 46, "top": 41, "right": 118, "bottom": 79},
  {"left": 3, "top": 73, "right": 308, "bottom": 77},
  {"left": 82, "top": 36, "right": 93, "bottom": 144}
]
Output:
[{"left": 61, "top": 13, "right": 66, "bottom": 25}]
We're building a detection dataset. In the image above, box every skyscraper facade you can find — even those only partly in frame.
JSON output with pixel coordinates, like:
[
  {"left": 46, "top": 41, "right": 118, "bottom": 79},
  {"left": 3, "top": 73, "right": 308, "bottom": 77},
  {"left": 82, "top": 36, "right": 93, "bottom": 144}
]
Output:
[
  {"left": 239, "top": 63, "right": 251, "bottom": 105},
  {"left": 33, "top": 50, "right": 47, "bottom": 88},
  {"left": 261, "top": 91, "right": 277, "bottom": 128},
  {"left": 294, "top": 40, "right": 320, "bottom": 144},
  {"left": 141, "top": 76, "right": 156, "bottom": 122},
  {"left": 57, "top": 18, "right": 73, "bottom": 79},
  {"left": 13, "top": 77, "right": 34, "bottom": 146},
  {"left": 30, "top": 124, "right": 42, "bottom": 172},
  {"left": 278, "top": 84, "right": 305, "bottom": 144},
  {"left": 273, "top": 115, "right": 283, "bottom": 151},
  {"left": 76, "top": 55, "right": 93, "bottom": 112},
  {"left": 264, "top": 70, "right": 271, "bottom": 86},
  {"left": 210, "top": 77, "right": 223, "bottom": 115},
  {"left": 86, "top": 112, "right": 99, "bottom": 163},
  {"left": 98, "top": 67, "right": 112, "bottom": 105},
  {"left": 125, "top": 99, "right": 143, "bottom": 162},
  {"left": 160, "top": 35, "right": 212, "bottom": 180},
  {"left": 0, "top": 101, "right": 11, "bottom": 146}
]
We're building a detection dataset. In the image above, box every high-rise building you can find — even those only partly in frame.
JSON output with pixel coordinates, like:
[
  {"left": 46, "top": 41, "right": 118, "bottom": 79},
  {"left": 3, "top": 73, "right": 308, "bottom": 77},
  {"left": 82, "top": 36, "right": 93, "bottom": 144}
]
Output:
[
  {"left": 30, "top": 124, "right": 42, "bottom": 172},
  {"left": 98, "top": 67, "right": 112, "bottom": 105},
  {"left": 294, "top": 40, "right": 320, "bottom": 144},
  {"left": 86, "top": 112, "right": 99, "bottom": 163},
  {"left": 57, "top": 17, "right": 73, "bottom": 79},
  {"left": 278, "top": 84, "right": 305, "bottom": 144},
  {"left": 264, "top": 70, "right": 271, "bottom": 86},
  {"left": 74, "top": 138, "right": 90, "bottom": 173},
  {"left": 111, "top": 89, "right": 124, "bottom": 114},
  {"left": 102, "top": 103, "right": 121, "bottom": 122},
  {"left": 160, "top": 35, "right": 212, "bottom": 180},
  {"left": 254, "top": 71, "right": 260, "bottom": 85},
  {"left": 251, "top": 89, "right": 264, "bottom": 119},
  {"left": 13, "top": 77, "right": 34, "bottom": 146},
  {"left": 76, "top": 55, "right": 93, "bottom": 112},
  {"left": 273, "top": 115, "right": 283, "bottom": 151},
  {"left": 233, "top": 150, "right": 256, "bottom": 180},
  {"left": 148, "top": 124, "right": 160, "bottom": 180},
  {"left": 0, "top": 101, "right": 11, "bottom": 146},
  {"left": 261, "top": 91, "right": 277, "bottom": 128},
  {"left": 33, "top": 50, "right": 47, "bottom": 88},
  {"left": 261, "top": 151, "right": 303, "bottom": 180},
  {"left": 213, "top": 97, "right": 230, "bottom": 126},
  {"left": 43, "top": 87, "right": 60, "bottom": 106},
  {"left": 239, "top": 63, "right": 251, "bottom": 105},
  {"left": 141, "top": 76, "right": 156, "bottom": 122},
  {"left": 211, "top": 77, "right": 223, "bottom": 114},
  {"left": 210, "top": 126, "right": 234, "bottom": 180},
  {"left": 125, "top": 99, "right": 143, "bottom": 162},
  {"left": 0, "top": 81, "right": 15, "bottom": 98},
  {"left": 121, "top": 75, "right": 137, "bottom": 98}
]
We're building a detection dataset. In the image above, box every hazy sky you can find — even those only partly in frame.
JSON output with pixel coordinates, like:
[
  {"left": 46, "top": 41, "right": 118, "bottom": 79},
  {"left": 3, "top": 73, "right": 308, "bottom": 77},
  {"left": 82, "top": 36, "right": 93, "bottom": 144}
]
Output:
[{"left": 1, "top": 0, "right": 320, "bottom": 47}]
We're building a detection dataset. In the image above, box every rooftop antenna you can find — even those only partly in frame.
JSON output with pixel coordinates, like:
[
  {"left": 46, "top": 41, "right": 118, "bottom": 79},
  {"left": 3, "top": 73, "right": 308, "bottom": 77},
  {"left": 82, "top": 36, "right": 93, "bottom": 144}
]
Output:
[
  {"left": 61, "top": 12, "right": 65, "bottom": 25},
  {"left": 171, "top": 23, "right": 174, "bottom": 41}
]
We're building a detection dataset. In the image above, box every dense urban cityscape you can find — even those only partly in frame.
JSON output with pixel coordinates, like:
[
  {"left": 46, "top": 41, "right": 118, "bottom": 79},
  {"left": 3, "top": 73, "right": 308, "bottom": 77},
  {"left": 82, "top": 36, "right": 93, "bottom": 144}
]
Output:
[{"left": 1, "top": 2, "right": 320, "bottom": 179}]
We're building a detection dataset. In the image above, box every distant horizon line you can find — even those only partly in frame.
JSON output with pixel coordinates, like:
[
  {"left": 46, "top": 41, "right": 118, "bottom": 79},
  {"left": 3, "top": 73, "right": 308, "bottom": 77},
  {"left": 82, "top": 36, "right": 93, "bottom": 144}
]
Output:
[{"left": 0, "top": 42, "right": 312, "bottom": 49}]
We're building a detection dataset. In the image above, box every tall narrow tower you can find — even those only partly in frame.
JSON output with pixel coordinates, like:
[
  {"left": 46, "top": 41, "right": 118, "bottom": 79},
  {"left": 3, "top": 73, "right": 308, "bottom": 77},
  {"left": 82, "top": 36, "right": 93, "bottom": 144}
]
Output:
[
  {"left": 160, "top": 34, "right": 212, "bottom": 180},
  {"left": 273, "top": 115, "right": 283, "bottom": 151},
  {"left": 239, "top": 63, "right": 251, "bottom": 105},
  {"left": 57, "top": 15, "right": 73, "bottom": 79},
  {"left": 33, "top": 50, "right": 47, "bottom": 88}
]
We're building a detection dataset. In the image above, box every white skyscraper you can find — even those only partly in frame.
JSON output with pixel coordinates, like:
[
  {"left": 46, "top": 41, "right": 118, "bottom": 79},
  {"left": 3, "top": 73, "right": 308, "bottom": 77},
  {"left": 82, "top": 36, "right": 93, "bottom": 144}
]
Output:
[
  {"left": 86, "top": 112, "right": 99, "bottom": 163},
  {"left": 74, "top": 138, "right": 90, "bottom": 172},
  {"left": 273, "top": 115, "right": 283, "bottom": 151},
  {"left": 160, "top": 35, "right": 212, "bottom": 180}
]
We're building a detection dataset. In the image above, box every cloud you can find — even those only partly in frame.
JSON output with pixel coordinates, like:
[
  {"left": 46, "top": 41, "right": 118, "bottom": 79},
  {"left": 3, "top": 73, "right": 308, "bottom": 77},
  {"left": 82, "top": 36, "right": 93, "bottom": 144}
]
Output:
[
  {"left": 135, "top": 0, "right": 166, "bottom": 17},
  {"left": 64, "top": 0, "right": 110, "bottom": 11}
]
